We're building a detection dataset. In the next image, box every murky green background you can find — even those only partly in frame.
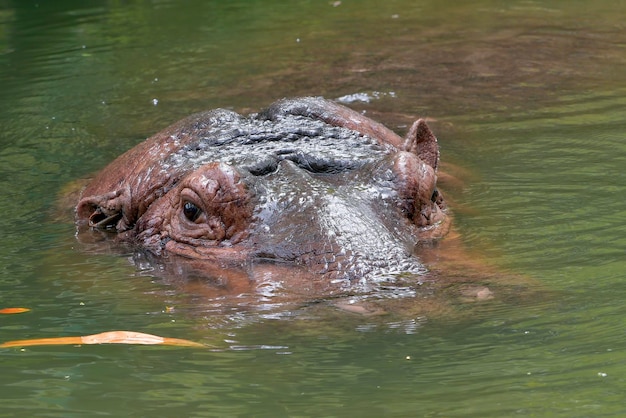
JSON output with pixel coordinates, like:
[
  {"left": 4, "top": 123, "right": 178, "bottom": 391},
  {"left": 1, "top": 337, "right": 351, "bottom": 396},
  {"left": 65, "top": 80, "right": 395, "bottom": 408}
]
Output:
[{"left": 1, "top": 0, "right": 626, "bottom": 416}]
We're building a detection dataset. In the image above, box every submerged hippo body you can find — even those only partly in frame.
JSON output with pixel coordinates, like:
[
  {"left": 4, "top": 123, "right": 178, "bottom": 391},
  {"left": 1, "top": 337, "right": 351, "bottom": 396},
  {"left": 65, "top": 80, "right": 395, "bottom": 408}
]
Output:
[{"left": 76, "top": 97, "right": 448, "bottom": 296}]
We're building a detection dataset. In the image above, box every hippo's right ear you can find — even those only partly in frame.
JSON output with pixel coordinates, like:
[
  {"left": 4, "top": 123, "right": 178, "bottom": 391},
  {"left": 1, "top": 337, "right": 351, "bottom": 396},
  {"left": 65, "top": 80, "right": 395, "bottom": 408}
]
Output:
[
  {"left": 76, "top": 187, "right": 132, "bottom": 231},
  {"left": 403, "top": 119, "right": 439, "bottom": 171}
]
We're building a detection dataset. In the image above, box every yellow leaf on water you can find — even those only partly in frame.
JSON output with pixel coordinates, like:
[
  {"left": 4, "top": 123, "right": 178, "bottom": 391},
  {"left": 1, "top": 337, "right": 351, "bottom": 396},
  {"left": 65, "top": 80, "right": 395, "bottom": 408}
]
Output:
[{"left": 0, "top": 330, "right": 204, "bottom": 348}]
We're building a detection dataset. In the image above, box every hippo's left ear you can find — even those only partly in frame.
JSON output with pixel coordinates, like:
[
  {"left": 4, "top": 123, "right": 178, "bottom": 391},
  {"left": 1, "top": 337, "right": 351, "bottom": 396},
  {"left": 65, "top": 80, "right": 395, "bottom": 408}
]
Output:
[{"left": 403, "top": 119, "right": 439, "bottom": 171}]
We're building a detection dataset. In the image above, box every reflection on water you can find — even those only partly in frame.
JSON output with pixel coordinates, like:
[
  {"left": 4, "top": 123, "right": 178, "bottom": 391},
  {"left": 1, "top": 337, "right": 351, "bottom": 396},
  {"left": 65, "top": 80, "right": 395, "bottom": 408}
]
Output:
[{"left": 2, "top": 0, "right": 626, "bottom": 416}]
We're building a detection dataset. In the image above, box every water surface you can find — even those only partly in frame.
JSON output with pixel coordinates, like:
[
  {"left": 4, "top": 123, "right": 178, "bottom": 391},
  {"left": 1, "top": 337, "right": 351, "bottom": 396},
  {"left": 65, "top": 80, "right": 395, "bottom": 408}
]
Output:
[{"left": 1, "top": 1, "right": 626, "bottom": 416}]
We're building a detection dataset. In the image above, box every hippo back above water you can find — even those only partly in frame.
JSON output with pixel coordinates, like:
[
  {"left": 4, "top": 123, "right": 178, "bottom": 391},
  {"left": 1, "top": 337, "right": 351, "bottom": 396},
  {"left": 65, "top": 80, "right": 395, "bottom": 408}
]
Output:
[{"left": 76, "top": 97, "right": 448, "bottom": 294}]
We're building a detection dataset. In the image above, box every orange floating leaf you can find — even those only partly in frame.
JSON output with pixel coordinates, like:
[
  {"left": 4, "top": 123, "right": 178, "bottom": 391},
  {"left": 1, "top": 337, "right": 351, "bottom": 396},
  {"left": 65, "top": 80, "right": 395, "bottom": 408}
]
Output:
[
  {"left": 0, "top": 307, "right": 30, "bottom": 314},
  {"left": 1, "top": 336, "right": 83, "bottom": 347},
  {"left": 0, "top": 330, "right": 204, "bottom": 348}
]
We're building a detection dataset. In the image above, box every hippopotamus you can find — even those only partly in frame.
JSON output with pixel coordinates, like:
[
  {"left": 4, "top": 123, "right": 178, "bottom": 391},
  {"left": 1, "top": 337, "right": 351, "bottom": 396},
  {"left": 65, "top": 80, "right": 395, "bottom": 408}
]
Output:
[{"left": 75, "top": 97, "right": 449, "bottom": 298}]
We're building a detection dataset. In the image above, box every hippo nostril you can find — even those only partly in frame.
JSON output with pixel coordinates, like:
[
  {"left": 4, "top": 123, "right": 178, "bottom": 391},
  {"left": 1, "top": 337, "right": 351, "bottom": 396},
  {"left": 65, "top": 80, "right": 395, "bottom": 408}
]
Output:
[
  {"left": 246, "top": 157, "right": 279, "bottom": 176},
  {"left": 431, "top": 189, "right": 439, "bottom": 203},
  {"left": 89, "top": 209, "right": 122, "bottom": 230}
]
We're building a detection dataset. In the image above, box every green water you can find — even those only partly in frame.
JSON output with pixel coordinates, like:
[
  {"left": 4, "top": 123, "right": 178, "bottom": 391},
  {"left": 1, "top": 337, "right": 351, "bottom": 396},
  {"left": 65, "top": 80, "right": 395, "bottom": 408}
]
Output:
[{"left": 2, "top": 0, "right": 626, "bottom": 416}]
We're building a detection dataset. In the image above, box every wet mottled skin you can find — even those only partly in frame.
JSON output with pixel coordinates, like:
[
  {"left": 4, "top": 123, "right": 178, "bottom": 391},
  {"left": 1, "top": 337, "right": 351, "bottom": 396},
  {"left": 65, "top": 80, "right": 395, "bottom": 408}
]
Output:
[{"left": 76, "top": 97, "right": 449, "bottom": 299}]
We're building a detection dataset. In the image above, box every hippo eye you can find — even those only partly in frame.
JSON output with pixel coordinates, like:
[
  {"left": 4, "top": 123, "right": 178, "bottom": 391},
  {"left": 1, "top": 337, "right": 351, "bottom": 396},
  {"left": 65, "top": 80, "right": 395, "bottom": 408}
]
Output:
[
  {"left": 431, "top": 189, "right": 439, "bottom": 203},
  {"left": 182, "top": 201, "right": 202, "bottom": 222}
]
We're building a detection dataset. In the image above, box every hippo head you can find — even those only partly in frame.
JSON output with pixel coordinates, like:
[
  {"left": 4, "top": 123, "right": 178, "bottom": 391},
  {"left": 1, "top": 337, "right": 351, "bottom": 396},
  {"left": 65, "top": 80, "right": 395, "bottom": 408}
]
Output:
[{"left": 76, "top": 97, "right": 448, "bottom": 292}]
